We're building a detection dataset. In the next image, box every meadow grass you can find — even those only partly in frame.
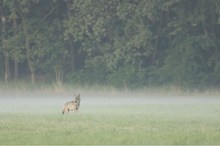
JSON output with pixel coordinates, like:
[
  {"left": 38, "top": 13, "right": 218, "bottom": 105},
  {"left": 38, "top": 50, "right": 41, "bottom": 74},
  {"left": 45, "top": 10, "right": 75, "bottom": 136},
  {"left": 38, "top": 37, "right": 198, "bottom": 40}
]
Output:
[{"left": 0, "top": 104, "right": 220, "bottom": 145}]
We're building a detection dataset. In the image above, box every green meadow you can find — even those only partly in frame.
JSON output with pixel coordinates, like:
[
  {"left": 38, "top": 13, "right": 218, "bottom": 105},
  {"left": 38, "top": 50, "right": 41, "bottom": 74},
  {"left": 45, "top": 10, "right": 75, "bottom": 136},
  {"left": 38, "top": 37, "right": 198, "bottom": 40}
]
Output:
[{"left": 0, "top": 103, "right": 220, "bottom": 145}]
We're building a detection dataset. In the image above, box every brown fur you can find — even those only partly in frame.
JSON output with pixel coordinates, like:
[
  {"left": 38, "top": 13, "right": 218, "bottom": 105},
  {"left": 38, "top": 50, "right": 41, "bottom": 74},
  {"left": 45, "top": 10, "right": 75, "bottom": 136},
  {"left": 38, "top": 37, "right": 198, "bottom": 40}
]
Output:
[{"left": 62, "top": 94, "right": 81, "bottom": 114}]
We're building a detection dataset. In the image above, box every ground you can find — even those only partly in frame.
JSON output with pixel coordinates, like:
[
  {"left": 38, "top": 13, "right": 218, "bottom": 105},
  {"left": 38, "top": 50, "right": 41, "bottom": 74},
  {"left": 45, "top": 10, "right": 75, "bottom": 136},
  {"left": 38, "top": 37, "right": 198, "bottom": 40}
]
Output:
[{"left": 0, "top": 93, "right": 220, "bottom": 145}]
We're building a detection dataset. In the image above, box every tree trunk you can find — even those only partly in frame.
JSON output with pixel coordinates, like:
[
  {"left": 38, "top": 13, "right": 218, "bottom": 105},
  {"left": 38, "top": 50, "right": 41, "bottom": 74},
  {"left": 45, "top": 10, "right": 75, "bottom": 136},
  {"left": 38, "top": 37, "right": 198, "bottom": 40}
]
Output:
[
  {"left": 1, "top": 15, "right": 11, "bottom": 83},
  {"left": 13, "top": 17, "right": 19, "bottom": 79},
  {"left": 67, "top": 0, "right": 76, "bottom": 72},
  {"left": 14, "top": 61, "right": 19, "bottom": 79},
  {"left": 22, "top": 20, "right": 35, "bottom": 84},
  {"left": 3, "top": 48, "right": 11, "bottom": 83},
  {"left": 55, "top": 63, "right": 63, "bottom": 86}
]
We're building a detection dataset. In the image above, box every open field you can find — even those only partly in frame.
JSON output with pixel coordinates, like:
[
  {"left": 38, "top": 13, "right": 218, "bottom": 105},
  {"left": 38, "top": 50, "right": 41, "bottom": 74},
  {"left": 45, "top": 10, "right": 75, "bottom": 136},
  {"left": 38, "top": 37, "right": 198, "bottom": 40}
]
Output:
[{"left": 0, "top": 95, "right": 220, "bottom": 145}]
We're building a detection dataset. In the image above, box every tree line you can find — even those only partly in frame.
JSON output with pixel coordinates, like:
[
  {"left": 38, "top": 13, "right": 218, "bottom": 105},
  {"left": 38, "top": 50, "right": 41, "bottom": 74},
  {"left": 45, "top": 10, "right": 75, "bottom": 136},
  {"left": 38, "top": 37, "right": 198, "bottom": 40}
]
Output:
[{"left": 0, "top": 0, "right": 220, "bottom": 90}]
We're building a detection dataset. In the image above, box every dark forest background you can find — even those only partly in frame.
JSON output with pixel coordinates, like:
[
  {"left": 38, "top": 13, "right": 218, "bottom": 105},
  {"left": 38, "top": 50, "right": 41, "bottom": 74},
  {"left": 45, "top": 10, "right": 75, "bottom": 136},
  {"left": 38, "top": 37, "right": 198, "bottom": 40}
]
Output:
[{"left": 1, "top": 0, "right": 220, "bottom": 90}]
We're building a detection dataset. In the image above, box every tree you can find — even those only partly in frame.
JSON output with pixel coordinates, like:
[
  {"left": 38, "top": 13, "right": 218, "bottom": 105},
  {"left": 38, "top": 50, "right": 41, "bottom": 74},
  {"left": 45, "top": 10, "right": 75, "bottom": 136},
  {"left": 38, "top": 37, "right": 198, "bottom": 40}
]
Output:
[
  {"left": 0, "top": 0, "right": 220, "bottom": 90},
  {"left": 0, "top": 0, "right": 12, "bottom": 83},
  {"left": 155, "top": 0, "right": 220, "bottom": 89}
]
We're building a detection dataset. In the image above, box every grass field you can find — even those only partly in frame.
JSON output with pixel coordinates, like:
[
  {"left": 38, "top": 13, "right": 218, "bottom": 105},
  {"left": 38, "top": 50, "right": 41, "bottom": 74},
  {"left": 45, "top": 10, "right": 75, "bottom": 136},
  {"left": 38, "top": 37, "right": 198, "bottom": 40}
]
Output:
[{"left": 0, "top": 95, "right": 220, "bottom": 145}]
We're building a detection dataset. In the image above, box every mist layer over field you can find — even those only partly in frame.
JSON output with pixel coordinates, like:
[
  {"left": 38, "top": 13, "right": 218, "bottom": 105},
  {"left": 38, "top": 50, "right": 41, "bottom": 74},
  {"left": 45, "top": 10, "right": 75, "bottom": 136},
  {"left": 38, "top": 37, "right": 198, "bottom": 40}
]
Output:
[
  {"left": 1, "top": 92, "right": 220, "bottom": 112},
  {"left": 0, "top": 90, "right": 220, "bottom": 145}
]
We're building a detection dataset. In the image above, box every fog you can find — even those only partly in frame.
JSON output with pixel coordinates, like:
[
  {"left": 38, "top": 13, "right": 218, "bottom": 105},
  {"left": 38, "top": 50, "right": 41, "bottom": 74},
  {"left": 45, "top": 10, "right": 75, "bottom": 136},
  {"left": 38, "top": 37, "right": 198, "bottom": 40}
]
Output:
[
  {"left": 1, "top": 94, "right": 220, "bottom": 106},
  {"left": 1, "top": 91, "right": 220, "bottom": 114},
  {"left": 1, "top": 94, "right": 220, "bottom": 107}
]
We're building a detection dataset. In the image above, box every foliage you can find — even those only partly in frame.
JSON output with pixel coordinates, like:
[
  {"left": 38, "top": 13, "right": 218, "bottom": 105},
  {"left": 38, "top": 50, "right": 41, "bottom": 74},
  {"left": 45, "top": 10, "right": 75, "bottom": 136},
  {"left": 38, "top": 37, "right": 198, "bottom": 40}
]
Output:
[{"left": 0, "top": 0, "right": 220, "bottom": 90}]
